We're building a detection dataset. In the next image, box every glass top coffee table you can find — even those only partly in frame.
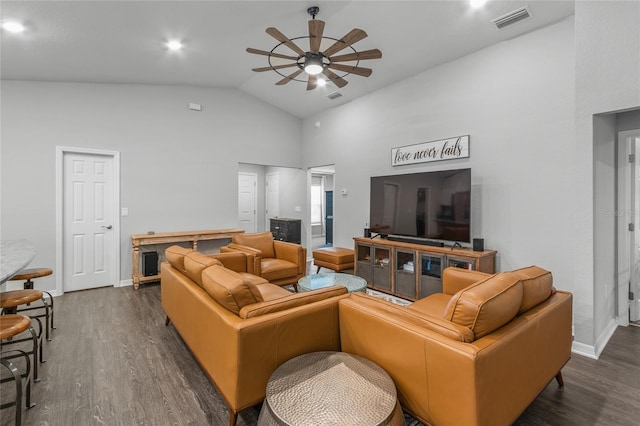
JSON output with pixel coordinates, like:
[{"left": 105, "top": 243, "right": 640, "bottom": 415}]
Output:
[{"left": 298, "top": 273, "right": 367, "bottom": 293}]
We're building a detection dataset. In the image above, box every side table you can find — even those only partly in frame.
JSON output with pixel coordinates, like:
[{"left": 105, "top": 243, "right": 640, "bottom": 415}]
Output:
[{"left": 258, "top": 351, "right": 405, "bottom": 426}]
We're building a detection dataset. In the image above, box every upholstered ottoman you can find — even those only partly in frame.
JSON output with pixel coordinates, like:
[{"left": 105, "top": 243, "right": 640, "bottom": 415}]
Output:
[{"left": 312, "top": 247, "right": 355, "bottom": 273}]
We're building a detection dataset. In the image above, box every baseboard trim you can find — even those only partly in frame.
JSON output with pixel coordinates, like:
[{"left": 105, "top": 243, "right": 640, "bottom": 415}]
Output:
[
  {"left": 118, "top": 279, "right": 133, "bottom": 288},
  {"left": 571, "top": 319, "right": 618, "bottom": 360}
]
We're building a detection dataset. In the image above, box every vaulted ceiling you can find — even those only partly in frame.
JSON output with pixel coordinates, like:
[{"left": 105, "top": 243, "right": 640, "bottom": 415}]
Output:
[{"left": 0, "top": 1, "right": 575, "bottom": 118}]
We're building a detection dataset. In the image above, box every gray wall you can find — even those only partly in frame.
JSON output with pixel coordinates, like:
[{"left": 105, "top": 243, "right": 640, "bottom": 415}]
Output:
[
  {"left": 304, "top": 18, "right": 575, "bottom": 277},
  {"left": 1, "top": 82, "right": 302, "bottom": 289}
]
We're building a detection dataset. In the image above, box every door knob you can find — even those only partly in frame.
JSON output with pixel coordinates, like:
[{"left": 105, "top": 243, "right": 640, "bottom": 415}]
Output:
[{"left": 102, "top": 225, "right": 113, "bottom": 230}]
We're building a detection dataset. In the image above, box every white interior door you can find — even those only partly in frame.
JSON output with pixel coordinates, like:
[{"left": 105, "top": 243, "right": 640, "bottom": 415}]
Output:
[
  {"left": 632, "top": 132, "right": 640, "bottom": 322},
  {"left": 266, "top": 172, "right": 280, "bottom": 230},
  {"left": 63, "top": 152, "right": 117, "bottom": 291},
  {"left": 618, "top": 129, "right": 640, "bottom": 324},
  {"left": 238, "top": 172, "right": 257, "bottom": 233}
]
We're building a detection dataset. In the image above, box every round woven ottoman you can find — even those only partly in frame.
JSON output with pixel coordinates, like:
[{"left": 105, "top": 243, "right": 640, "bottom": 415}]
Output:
[{"left": 258, "top": 351, "right": 405, "bottom": 426}]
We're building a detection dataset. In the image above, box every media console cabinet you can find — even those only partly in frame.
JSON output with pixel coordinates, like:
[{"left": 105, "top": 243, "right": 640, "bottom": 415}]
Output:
[
  {"left": 131, "top": 228, "right": 244, "bottom": 289},
  {"left": 354, "top": 237, "right": 497, "bottom": 301}
]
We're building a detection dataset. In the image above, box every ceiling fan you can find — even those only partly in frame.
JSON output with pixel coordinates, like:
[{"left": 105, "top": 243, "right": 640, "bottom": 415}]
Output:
[{"left": 246, "top": 6, "right": 382, "bottom": 91}]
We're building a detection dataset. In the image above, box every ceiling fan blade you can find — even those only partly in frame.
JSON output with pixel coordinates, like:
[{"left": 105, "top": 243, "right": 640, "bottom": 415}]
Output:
[
  {"left": 328, "top": 63, "right": 372, "bottom": 77},
  {"left": 252, "top": 63, "right": 299, "bottom": 72},
  {"left": 246, "top": 48, "right": 299, "bottom": 61},
  {"left": 322, "top": 68, "right": 348, "bottom": 88},
  {"left": 266, "top": 27, "right": 305, "bottom": 56},
  {"left": 329, "top": 49, "right": 382, "bottom": 63},
  {"left": 276, "top": 69, "right": 304, "bottom": 85},
  {"left": 322, "top": 28, "right": 368, "bottom": 57},
  {"left": 308, "top": 19, "right": 325, "bottom": 54},
  {"left": 307, "top": 75, "right": 318, "bottom": 91}
]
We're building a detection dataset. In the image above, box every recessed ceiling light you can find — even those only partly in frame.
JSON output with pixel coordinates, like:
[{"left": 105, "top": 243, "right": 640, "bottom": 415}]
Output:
[
  {"left": 470, "top": 0, "right": 487, "bottom": 8},
  {"left": 165, "top": 40, "right": 184, "bottom": 51},
  {"left": 2, "top": 21, "right": 26, "bottom": 33},
  {"left": 316, "top": 78, "right": 327, "bottom": 88}
]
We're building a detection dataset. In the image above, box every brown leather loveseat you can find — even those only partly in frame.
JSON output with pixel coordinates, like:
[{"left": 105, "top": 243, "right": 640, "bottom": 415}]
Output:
[
  {"left": 339, "top": 266, "right": 573, "bottom": 426},
  {"left": 161, "top": 245, "right": 348, "bottom": 425}
]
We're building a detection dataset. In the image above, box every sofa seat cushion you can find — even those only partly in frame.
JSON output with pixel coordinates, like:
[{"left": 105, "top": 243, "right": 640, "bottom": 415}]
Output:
[
  {"left": 165, "top": 245, "right": 194, "bottom": 273},
  {"left": 512, "top": 265, "right": 555, "bottom": 314},
  {"left": 184, "top": 252, "right": 222, "bottom": 286},
  {"left": 232, "top": 231, "right": 276, "bottom": 259},
  {"left": 239, "top": 286, "right": 348, "bottom": 319},
  {"left": 238, "top": 272, "right": 269, "bottom": 287},
  {"left": 443, "top": 272, "right": 523, "bottom": 339},
  {"left": 260, "top": 258, "right": 298, "bottom": 281},
  {"left": 201, "top": 265, "right": 264, "bottom": 315},
  {"left": 256, "top": 283, "right": 292, "bottom": 301},
  {"left": 407, "top": 293, "right": 452, "bottom": 318}
]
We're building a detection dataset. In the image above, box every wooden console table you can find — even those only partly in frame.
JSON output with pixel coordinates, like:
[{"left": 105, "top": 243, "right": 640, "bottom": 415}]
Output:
[{"left": 130, "top": 228, "right": 244, "bottom": 289}]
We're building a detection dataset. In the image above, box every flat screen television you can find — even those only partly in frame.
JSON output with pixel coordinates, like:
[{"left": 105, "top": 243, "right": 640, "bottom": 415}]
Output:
[{"left": 369, "top": 168, "right": 471, "bottom": 243}]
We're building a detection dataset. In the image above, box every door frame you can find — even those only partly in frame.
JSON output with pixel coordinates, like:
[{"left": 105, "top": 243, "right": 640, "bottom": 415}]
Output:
[{"left": 55, "top": 146, "right": 121, "bottom": 295}]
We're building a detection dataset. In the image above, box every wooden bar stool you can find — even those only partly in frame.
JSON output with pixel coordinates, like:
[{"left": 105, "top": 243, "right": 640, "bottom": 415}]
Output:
[
  {"left": 0, "top": 290, "right": 46, "bottom": 381},
  {"left": 1, "top": 314, "right": 37, "bottom": 425},
  {"left": 10, "top": 268, "right": 56, "bottom": 339}
]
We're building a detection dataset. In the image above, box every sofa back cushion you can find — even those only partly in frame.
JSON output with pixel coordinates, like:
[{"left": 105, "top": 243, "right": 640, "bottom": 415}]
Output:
[
  {"left": 184, "top": 252, "right": 222, "bottom": 286},
  {"left": 443, "top": 272, "right": 523, "bottom": 339},
  {"left": 232, "top": 231, "right": 276, "bottom": 259},
  {"left": 512, "top": 265, "right": 555, "bottom": 314},
  {"left": 165, "top": 245, "right": 194, "bottom": 273},
  {"left": 201, "top": 265, "right": 264, "bottom": 315},
  {"left": 239, "top": 286, "right": 348, "bottom": 319}
]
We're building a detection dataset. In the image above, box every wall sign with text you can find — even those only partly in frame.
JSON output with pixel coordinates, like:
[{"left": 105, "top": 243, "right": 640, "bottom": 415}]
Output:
[{"left": 391, "top": 135, "right": 470, "bottom": 166}]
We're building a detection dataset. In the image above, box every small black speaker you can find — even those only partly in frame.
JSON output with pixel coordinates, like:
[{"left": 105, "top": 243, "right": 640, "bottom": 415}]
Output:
[
  {"left": 473, "top": 238, "right": 484, "bottom": 252},
  {"left": 364, "top": 228, "right": 371, "bottom": 238},
  {"left": 142, "top": 251, "right": 159, "bottom": 276}
]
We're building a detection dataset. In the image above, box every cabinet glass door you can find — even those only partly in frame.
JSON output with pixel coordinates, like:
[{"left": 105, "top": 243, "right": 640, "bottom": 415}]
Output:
[
  {"left": 373, "top": 246, "right": 391, "bottom": 291},
  {"left": 446, "top": 257, "right": 475, "bottom": 271},
  {"left": 419, "top": 254, "right": 443, "bottom": 297},
  {"left": 395, "top": 249, "right": 416, "bottom": 299},
  {"left": 355, "top": 244, "right": 373, "bottom": 284}
]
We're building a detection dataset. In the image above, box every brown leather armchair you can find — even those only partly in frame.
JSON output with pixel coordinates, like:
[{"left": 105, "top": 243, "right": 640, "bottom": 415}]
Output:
[{"left": 221, "top": 231, "right": 306, "bottom": 291}]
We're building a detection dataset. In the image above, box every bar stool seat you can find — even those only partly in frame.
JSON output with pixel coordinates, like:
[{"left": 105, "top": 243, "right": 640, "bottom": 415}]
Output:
[
  {"left": 1, "top": 290, "right": 46, "bottom": 379},
  {"left": 11, "top": 268, "right": 53, "bottom": 284},
  {"left": 1, "top": 314, "right": 37, "bottom": 425},
  {"left": 10, "top": 268, "right": 56, "bottom": 340}
]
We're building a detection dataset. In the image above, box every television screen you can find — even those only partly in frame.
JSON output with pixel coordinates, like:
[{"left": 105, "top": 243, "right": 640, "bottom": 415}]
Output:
[{"left": 369, "top": 168, "right": 471, "bottom": 243}]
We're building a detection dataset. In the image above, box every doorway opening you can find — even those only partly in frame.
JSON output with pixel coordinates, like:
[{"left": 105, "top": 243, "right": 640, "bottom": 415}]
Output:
[
  {"left": 308, "top": 165, "right": 335, "bottom": 251},
  {"left": 617, "top": 127, "right": 640, "bottom": 327}
]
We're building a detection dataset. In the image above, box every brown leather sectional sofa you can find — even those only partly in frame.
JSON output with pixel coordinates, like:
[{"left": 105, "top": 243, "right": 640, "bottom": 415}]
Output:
[
  {"left": 161, "top": 243, "right": 572, "bottom": 426},
  {"left": 339, "top": 266, "right": 573, "bottom": 426},
  {"left": 160, "top": 246, "right": 348, "bottom": 426}
]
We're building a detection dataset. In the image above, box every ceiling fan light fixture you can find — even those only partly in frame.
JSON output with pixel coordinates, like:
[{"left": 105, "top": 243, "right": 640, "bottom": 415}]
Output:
[
  {"left": 247, "top": 5, "right": 381, "bottom": 90},
  {"left": 303, "top": 54, "right": 324, "bottom": 75}
]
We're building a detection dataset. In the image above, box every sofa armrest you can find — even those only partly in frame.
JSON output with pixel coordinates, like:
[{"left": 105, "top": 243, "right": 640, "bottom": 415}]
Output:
[
  {"left": 441, "top": 267, "right": 493, "bottom": 295},
  {"left": 205, "top": 251, "right": 250, "bottom": 273},
  {"left": 221, "top": 244, "right": 261, "bottom": 275},
  {"left": 273, "top": 241, "right": 307, "bottom": 275}
]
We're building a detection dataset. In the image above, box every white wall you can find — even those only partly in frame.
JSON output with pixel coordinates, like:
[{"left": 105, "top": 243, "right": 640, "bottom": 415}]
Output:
[
  {"left": 1, "top": 81, "right": 302, "bottom": 290},
  {"left": 574, "top": 0, "right": 640, "bottom": 354}
]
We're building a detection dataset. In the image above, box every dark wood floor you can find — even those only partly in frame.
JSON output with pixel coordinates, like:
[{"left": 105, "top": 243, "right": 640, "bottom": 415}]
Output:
[{"left": 1, "top": 284, "right": 639, "bottom": 426}]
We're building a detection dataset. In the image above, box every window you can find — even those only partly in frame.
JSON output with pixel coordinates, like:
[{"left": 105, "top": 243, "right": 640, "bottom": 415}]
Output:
[{"left": 311, "top": 176, "right": 323, "bottom": 225}]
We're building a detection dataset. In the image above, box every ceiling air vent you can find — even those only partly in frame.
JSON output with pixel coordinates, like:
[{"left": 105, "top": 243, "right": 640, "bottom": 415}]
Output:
[
  {"left": 327, "top": 91, "right": 343, "bottom": 100},
  {"left": 492, "top": 6, "right": 531, "bottom": 29}
]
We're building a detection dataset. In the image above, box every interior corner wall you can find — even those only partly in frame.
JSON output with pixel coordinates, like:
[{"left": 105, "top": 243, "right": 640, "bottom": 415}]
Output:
[
  {"left": 303, "top": 19, "right": 577, "bottom": 333},
  {"left": 0, "top": 82, "right": 303, "bottom": 288},
  {"left": 574, "top": 0, "right": 640, "bottom": 351}
]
